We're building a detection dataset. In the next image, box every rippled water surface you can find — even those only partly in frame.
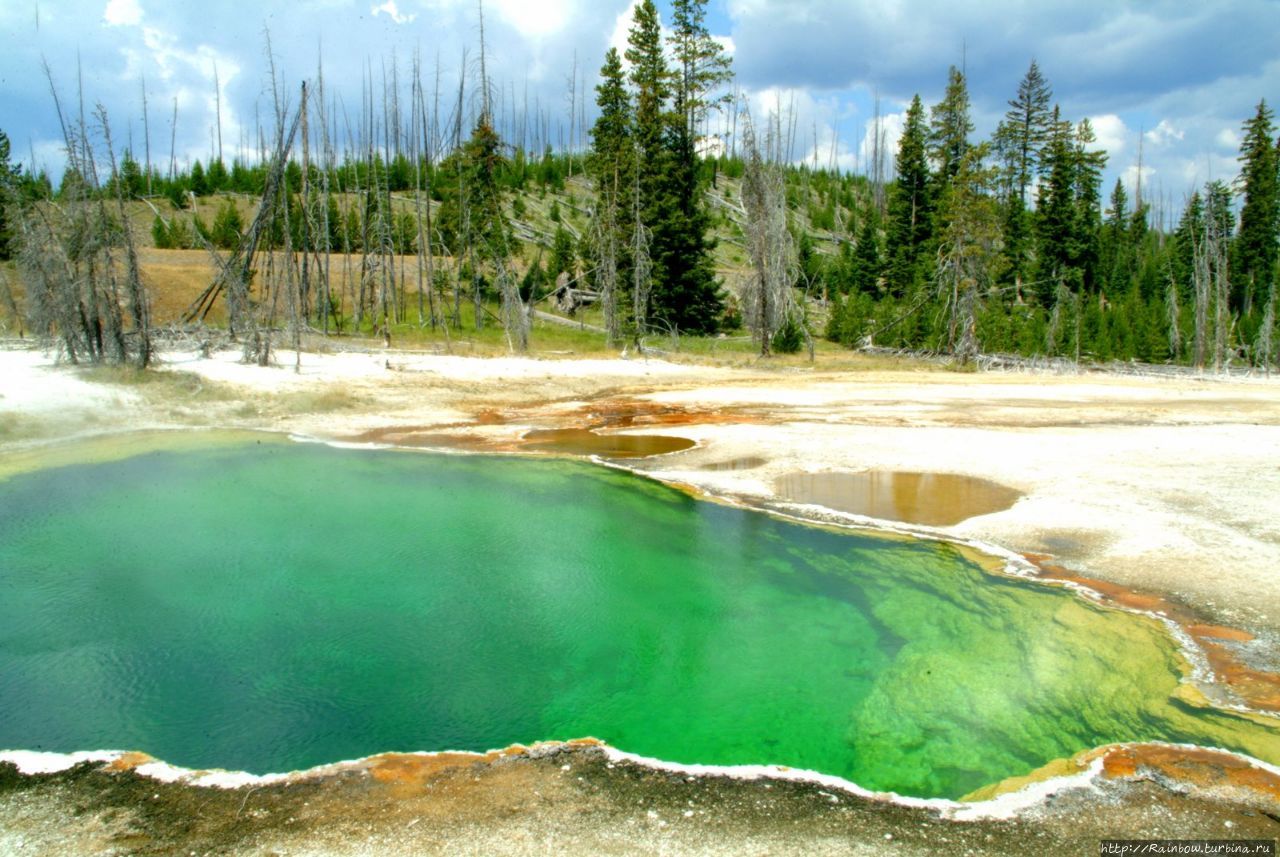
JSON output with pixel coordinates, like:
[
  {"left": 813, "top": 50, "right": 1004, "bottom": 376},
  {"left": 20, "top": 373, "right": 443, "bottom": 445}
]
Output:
[{"left": 0, "top": 441, "right": 1275, "bottom": 798}]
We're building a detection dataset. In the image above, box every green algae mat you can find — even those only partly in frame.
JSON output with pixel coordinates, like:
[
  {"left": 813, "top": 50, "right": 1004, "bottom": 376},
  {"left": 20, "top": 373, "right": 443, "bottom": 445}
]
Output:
[{"left": 0, "top": 440, "right": 1276, "bottom": 799}]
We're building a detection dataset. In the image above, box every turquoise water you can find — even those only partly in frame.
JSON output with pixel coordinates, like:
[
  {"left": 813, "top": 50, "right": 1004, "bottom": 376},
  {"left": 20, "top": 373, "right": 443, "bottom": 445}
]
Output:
[{"left": 0, "top": 441, "right": 1275, "bottom": 798}]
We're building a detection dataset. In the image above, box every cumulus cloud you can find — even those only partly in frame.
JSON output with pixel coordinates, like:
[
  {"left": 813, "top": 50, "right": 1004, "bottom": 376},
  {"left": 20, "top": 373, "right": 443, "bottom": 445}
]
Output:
[
  {"left": 1121, "top": 163, "right": 1154, "bottom": 197},
  {"left": 489, "top": 0, "right": 573, "bottom": 39},
  {"left": 103, "top": 0, "right": 143, "bottom": 27},
  {"left": 1216, "top": 127, "right": 1241, "bottom": 150},
  {"left": 607, "top": 0, "right": 639, "bottom": 60},
  {"left": 5, "top": 0, "right": 1276, "bottom": 200},
  {"left": 1088, "top": 114, "right": 1128, "bottom": 155},
  {"left": 735, "top": 86, "right": 865, "bottom": 171},
  {"left": 858, "top": 109, "right": 905, "bottom": 176},
  {"left": 1145, "top": 119, "right": 1184, "bottom": 147},
  {"left": 371, "top": 1, "right": 416, "bottom": 25}
]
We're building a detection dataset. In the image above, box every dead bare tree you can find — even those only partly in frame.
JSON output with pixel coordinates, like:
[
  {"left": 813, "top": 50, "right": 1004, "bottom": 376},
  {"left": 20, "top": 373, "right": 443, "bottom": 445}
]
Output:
[
  {"left": 1165, "top": 267, "right": 1182, "bottom": 362},
  {"left": 17, "top": 61, "right": 149, "bottom": 367},
  {"left": 630, "top": 168, "right": 652, "bottom": 351},
  {"left": 934, "top": 146, "right": 1004, "bottom": 365},
  {"left": 98, "top": 104, "right": 152, "bottom": 368},
  {"left": 739, "top": 115, "right": 795, "bottom": 357},
  {"left": 591, "top": 171, "right": 622, "bottom": 346},
  {"left": 1257, "top": 288, "right": 1276, "bottom": 376}
]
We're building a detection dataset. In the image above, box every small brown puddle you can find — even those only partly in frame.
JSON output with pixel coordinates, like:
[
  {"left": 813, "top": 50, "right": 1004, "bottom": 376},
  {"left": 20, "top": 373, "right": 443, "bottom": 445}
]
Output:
[
  {"left": 775, "top": 470, "right": 1022, "bottom": 527},
  {"left": 522, "top": 428, "right": 695, "bottom": 459}
]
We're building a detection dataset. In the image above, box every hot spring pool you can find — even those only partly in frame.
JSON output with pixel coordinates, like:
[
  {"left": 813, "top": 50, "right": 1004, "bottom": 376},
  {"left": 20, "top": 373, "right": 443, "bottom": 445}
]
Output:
[{"left": 0, "top": 439, "right": 1275, "bottom": 798}]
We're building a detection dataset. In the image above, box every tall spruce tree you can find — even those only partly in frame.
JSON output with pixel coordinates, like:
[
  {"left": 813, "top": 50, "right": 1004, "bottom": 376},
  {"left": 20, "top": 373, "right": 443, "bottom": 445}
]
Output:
[
  {"left": 627, "top": 0, "right": 724, "bottom": 334},
  {"left": 1101, "top": 178, "right": 1131, "bottom": 291},
  {"left": 1235, "top": 100, "right": 1278, "bottom": 314},
  {"left": 589, "top": 47, "right": 635, "bottom": 338},
  {"left": 589, "top": 48, "right": 633, "bottom": 202},
  {"left": 997, "top": 61, "right": 1054, "bottom": 207},
  {"left": 626, "top": 0, "right": 672, "bottom": 326},
  {"left": 1072, "top": 118, "right": 1107, "bottom": 293},
  {"left": 994, "top": 61, "right": 1053, "bottom": 288},
  {"left": 928, "top": 66, "right": 974, "bottom": 191},
  {"left": 670, "top": 0, "right": 733, "bottom": 139},
  {"left": 885, "top": 95, "right": 931, "bottom": 296},
  {"left": 1036, "top": 106, "right": 1078, "bottom": 300}
]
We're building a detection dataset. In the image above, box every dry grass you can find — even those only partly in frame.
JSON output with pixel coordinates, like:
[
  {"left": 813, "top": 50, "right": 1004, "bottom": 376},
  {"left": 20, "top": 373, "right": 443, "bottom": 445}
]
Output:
[
  {"left": 77, "top": 365, "right": 236, "bottom": 402},
  {"left": 270, "top": 388, "right": 367, "bottom": 415}
]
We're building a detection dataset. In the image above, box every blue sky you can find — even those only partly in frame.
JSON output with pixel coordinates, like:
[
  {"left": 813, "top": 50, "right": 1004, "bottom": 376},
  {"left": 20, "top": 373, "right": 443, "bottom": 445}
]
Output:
[{"left": 1, "top": 0, "right": 1276, "bottom": 223}]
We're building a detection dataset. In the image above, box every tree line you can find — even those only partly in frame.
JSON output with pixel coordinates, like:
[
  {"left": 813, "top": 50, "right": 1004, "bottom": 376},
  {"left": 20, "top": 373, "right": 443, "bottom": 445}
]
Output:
[
  {"left": 1, "top": 6, "right": 1277, "bottom": 372},
  {"left": 823, "top": 63, "right": 1278, "bottom": 370}
]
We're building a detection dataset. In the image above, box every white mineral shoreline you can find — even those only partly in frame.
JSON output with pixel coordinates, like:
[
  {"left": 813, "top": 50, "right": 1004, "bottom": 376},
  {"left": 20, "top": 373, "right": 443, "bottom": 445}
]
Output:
[{"left": 7, "top": 739, "right": 1279, "bottom": 821}]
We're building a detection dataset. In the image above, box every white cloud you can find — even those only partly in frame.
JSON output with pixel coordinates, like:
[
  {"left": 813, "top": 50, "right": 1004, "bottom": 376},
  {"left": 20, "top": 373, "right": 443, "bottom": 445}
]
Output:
[
  {"left": 1145, "top": 119, "right": 1184, "bottom": 146},
  {"left": 737, "top": 86, "right": 862, "bottom": 171},
  {"left": 490, "top": 0, "right": 574, "bottom": 39},
  {"left": 1172, "top": 152, "right": 1240, "bottom": 189},
  {"left": 1089, "top": 113, "right": 1129, "bottom": 155},
  {"left": 371, "top": 1, "right": 417, "bottom": 25},
  {"left": 1122, "top": 163, "right": 1154, "bottom": 197},
  {"left": 103, "top": 0, "right": 143, "bottom": 27},
  {"left": 1216, "top": 127, "right": 1241, "bottom": 149},
  {"left": 858, "top": 109, "right": 904, "bottom": 176},
  {"left": 607, "top": 1, "right": 638, "bottom": 59}
]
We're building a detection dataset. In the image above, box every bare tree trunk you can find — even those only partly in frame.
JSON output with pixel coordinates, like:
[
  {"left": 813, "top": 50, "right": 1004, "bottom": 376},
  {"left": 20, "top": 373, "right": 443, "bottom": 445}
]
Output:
[
  {"left": 593, "top": 170, "right": 621, "bottom": 347},
  {"left": 99, "top": 105, "right": 152, "bottom": 368},
  {"left": 1257, "top": 287, "right": 1276, "bottom": 376},
  {"left": 1166, "top": 269, "right": 1182, "bottom": 362},
  {"left": 1212, "top": 235, "right": 1229, "bottom": 372},
  {"left": 740, "top": 115, "right": 794, "bottom": 357},
  {"left": 141, "top": 76, "right": 152, "bottom": 196},
  {"left": 630, "top": 171, "right": 652, "bottom": 351}
]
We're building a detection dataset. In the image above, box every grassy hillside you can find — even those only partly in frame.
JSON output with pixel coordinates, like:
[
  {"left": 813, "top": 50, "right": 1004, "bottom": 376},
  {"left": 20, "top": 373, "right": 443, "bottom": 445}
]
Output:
[{"left": 43, "top": 157, "right": 864, "bottom": 362}]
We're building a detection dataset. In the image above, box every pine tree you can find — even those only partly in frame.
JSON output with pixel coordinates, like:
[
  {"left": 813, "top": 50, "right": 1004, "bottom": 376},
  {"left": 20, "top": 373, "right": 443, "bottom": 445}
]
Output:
[
  {"left": 928, "top": 67, "right": 974, "bottom": 190},
  {"left": 1173, "top": 190, "right": 1204, "bottom": 293},
  {"left": 627, "top": 0, "right": 724, "bottom": 334},
  {"left": 885, "top": 95, "right": 931, "bottom": 296},
  {"left": 994, "top": 62, "right": 1054, "bottom": 291},
  {"left": 626, "top": 0, "right": 672, "bottom": 320},
  {"left": 1036, "top": 106, "right": 1078, "bottom": 300},
  {"left": 189, "top": 159, "right": 208, "bottom": 196},
  {"left": 1072, "top": 118, "right": 1107, "bottom": 293},
  {"left": 207, "top": 158, "right": 229, "bottom": 192},
  {"left": 935, "top": 143, "right": 1006, "bottom": 362},
  {"left": 670, "top": 0, "right": 732, "bottom": 136},
  {"left": 588, "top": 47, "right": 634, "bottom": 338},
  {"left": 1100, "top": 178, "right": 1130, "bottom": 291},
  {"left": 211, "top": 198, "right": 244, "bottom": 249},
  {"left": 996, "top": 60, "right": 1054, "bottom": 208},
  {"left": 1235, "top": 100, "right": 1278, "bottom": 314},
  {"left": 852, "top": 215, "right": 882, "bottom": 296},
  {"left": 589, "top": 48, "right": 633, "bottom": 199}
]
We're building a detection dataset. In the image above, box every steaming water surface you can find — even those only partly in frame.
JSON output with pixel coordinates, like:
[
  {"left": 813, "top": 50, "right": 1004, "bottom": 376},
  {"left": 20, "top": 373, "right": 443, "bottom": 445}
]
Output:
[{"left": 0, "top": 441, "right": 1275, "bottom": 798}]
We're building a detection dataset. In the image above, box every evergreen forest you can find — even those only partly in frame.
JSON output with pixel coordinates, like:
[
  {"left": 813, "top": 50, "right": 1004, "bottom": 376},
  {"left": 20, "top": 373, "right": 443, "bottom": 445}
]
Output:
[{"left": 0, "top": 0, "right": 1276, "bottom": 372}]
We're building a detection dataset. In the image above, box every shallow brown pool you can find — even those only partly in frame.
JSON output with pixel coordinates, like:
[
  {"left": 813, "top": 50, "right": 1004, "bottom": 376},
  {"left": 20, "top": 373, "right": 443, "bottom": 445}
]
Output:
[
  {"left": 776, "top": 470, "right": 1022, "bottom": 526},
  {"left": 522, "top": 428, "right": 695, "bottom": 458}
]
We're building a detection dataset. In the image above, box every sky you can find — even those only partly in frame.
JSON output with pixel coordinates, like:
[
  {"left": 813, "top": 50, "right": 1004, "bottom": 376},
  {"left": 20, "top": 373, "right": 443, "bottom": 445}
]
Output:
[{"left": 1, "top": 0, "right": 1276, "bottom": 224}]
